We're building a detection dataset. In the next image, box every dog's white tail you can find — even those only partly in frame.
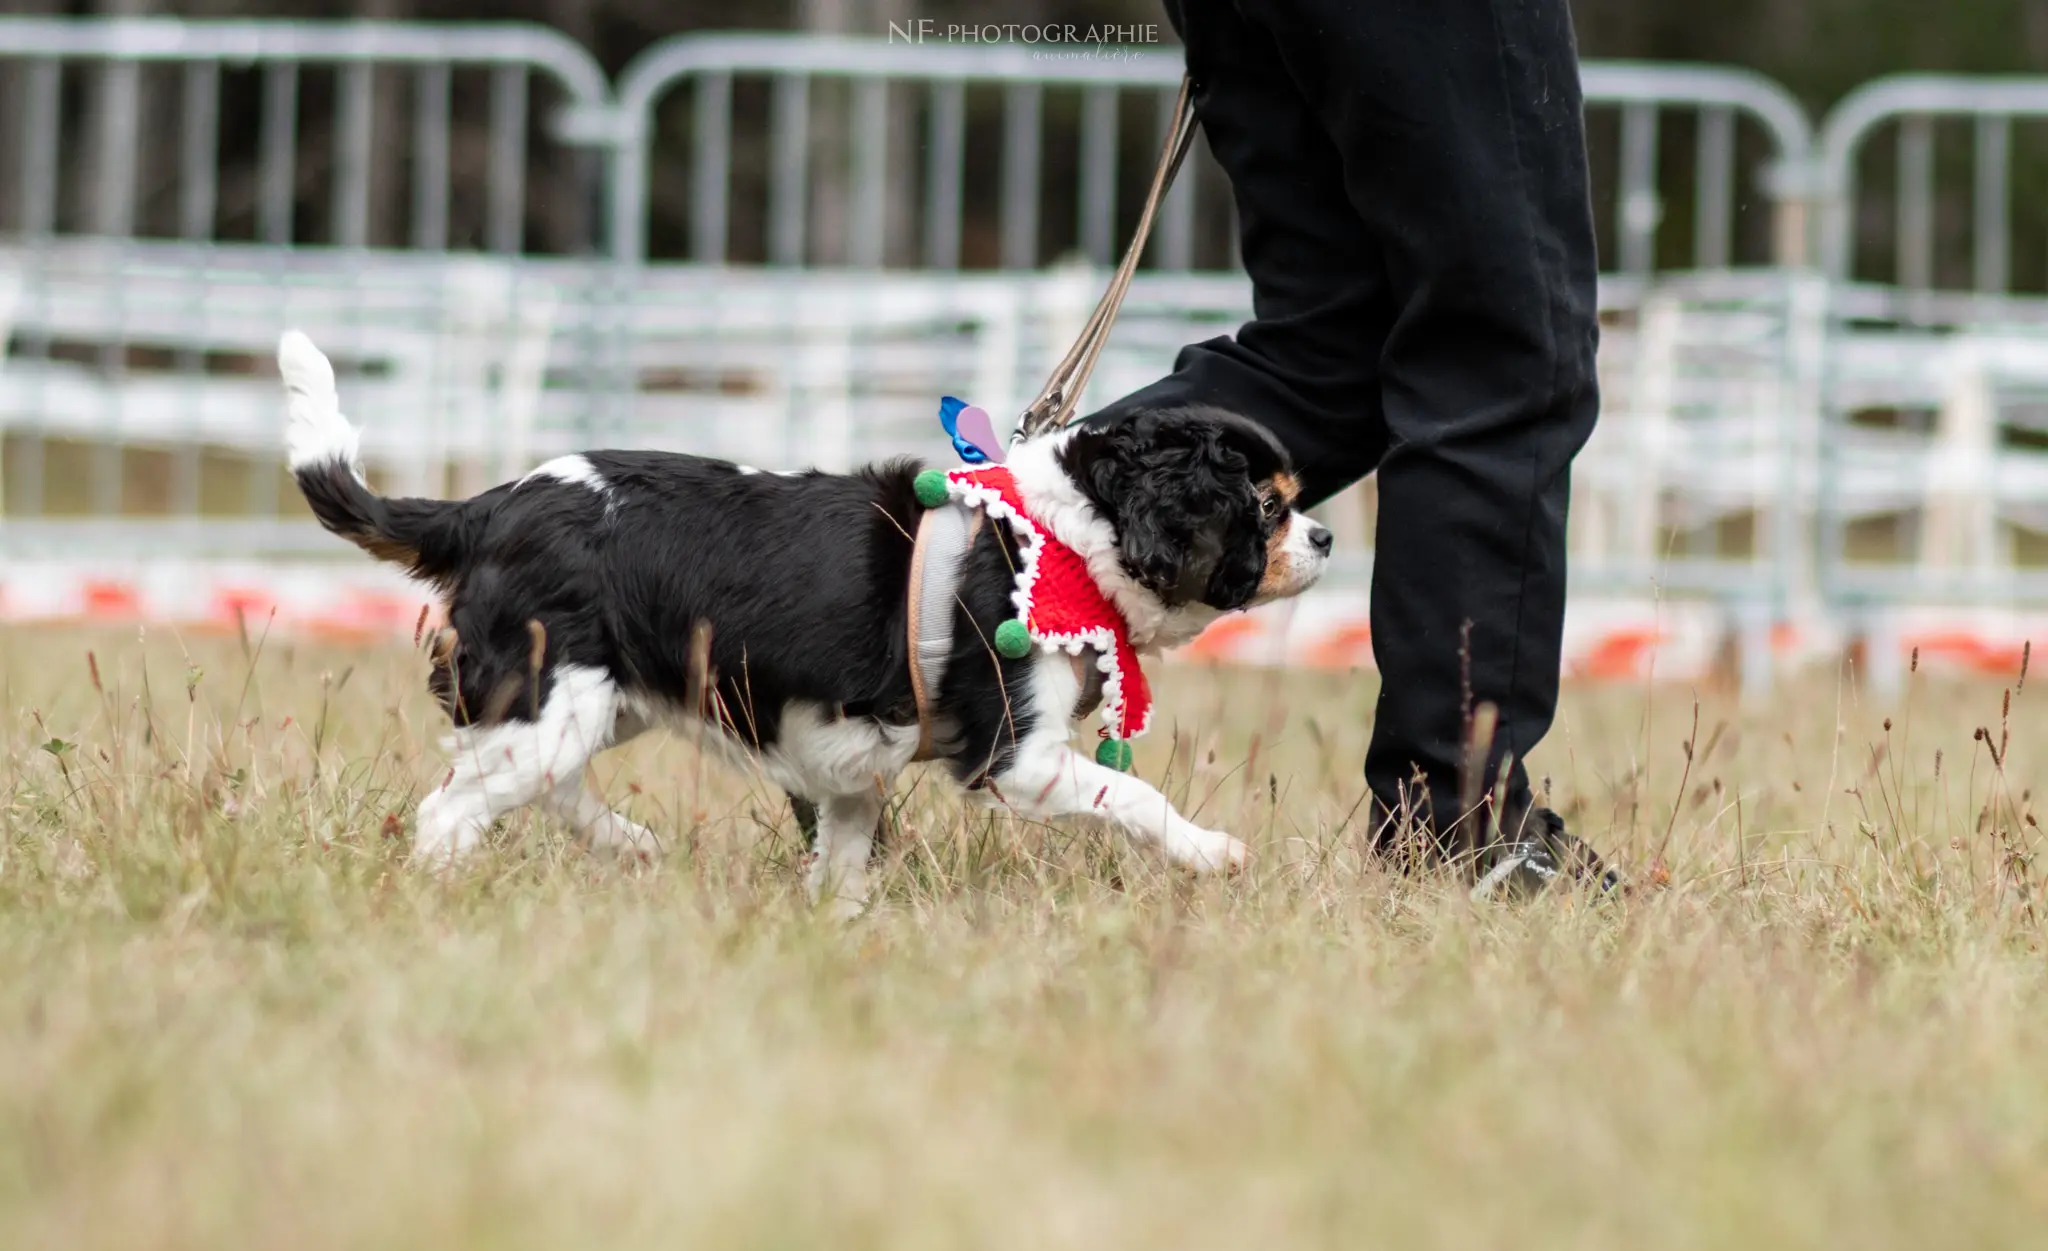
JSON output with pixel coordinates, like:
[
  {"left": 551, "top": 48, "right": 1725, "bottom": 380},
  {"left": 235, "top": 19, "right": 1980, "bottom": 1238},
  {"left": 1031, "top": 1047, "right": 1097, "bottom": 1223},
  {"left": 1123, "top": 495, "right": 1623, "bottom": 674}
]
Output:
[
  {"left": 279, "top": 330, "right": 362, "bottom": 476},
  {"left": 278, "top": 329, "right": 470, "bottom": 585}
]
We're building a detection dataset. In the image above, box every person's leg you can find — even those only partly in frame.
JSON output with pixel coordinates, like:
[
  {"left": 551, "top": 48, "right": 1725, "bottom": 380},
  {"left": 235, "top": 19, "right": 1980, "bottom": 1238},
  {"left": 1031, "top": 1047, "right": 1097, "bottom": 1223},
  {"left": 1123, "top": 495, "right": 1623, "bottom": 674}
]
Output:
[
  {"left": 1090, "top": 0, "right": 1395, "bottom": 507},
  {"left": 1090, "top": 0, "right": 1601, "bottom": 862},
  {"left": 1272, "top": 0, "right": 1600, "bottom": 852}
]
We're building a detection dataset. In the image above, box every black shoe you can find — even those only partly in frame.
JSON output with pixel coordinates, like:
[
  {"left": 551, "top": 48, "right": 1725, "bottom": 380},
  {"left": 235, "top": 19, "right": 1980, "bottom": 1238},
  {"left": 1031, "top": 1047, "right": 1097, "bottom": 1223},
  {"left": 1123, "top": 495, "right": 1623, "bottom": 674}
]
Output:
[{"left": 1470, "top": 807, "right": 1623, "bottom": 902}]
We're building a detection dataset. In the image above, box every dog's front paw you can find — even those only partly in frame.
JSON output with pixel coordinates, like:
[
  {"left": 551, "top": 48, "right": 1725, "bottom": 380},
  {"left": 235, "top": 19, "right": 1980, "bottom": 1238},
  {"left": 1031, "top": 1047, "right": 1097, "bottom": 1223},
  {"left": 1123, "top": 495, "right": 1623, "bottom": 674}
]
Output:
[
  {"left": 1172, "top": 827, "right": 1249, "bottom": 874},
  {"left": 1212, "top": 833, "right": 1250, "bottom": 874},
  {"left": 585, "top": 815, "right": 664, "bottom": 864},
  {"left": 823, "top": 893, "right": 869, "bottom": 924},
  {"left": 411, "top": 794, "right": 486, "bottom": 874},
  {"left": 805, "top": 857, "right": 871, "bottom": 923}
]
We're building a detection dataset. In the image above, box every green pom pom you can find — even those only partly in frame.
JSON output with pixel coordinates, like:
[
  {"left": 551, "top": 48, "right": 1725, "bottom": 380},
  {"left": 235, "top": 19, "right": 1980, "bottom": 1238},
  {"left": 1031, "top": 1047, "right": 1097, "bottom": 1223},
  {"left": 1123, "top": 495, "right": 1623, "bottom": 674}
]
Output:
[
  {"left": 993, "top": 618, "right": 1032, "bottom": 659},
  {"left": 1095, "top": 737, "right": 1134, "bottom": 771},
  {"left": 913, "top": 469, "right": 950, "bottom": 508}
]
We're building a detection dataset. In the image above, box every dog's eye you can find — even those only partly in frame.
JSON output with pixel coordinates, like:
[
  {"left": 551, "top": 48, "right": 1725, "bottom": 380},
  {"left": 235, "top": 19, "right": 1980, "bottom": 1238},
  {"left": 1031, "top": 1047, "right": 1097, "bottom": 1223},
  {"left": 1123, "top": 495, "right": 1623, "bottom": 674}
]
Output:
[{"left": 1260, "top": 493, "right": 1282, "bottom": 522}]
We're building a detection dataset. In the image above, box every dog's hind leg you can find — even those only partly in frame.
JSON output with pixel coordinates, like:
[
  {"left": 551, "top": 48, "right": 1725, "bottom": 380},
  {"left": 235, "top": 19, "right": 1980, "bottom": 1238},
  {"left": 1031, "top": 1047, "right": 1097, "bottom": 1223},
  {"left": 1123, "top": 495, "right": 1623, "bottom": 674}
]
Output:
[
  {"left": 804, "top": 791, "right": 883, "bottom": 920},
  {"left": 542, "top": 776, "right": 661, "bottom": 860},
  {"left": 414, "top": 663, "right": 623, "bottom": 869},
  {"left": 540, "top": 710, "right": 660, "bottom": 860}
]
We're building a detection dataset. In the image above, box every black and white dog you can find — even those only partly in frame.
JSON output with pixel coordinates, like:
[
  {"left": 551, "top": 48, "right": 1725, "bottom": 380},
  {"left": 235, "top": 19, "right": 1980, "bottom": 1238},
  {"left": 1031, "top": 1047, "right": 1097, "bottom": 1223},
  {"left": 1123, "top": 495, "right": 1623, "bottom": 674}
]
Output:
[{"left": 279, "top": 331, "right": 1330, "bottom": 911}]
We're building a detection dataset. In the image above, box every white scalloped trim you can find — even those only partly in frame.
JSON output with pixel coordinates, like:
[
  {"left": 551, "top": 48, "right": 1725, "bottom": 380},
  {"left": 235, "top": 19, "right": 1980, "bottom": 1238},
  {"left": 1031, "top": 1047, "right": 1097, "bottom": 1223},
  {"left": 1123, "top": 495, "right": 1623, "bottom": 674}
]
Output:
[
  {"left": 944, "top": 471, "right": 1149, "bottom": 739},
  {"left": 1002, "top": 429, "right": 1225, "bottom": 653}
]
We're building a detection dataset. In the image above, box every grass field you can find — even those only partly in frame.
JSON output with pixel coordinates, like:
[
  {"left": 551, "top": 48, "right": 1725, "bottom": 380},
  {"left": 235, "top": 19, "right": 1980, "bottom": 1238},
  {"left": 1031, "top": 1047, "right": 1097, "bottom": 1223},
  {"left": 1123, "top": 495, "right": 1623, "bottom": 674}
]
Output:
[{"left": 3, "top": 622, "right": 2047, "bottom": 1249}]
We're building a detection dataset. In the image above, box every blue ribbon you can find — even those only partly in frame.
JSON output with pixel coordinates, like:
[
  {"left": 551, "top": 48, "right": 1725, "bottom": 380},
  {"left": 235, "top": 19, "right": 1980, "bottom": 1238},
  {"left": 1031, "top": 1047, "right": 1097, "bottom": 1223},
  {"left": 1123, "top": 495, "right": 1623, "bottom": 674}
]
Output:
[{"left": 938, "top": 395, "right": 992, "bottom": 465}]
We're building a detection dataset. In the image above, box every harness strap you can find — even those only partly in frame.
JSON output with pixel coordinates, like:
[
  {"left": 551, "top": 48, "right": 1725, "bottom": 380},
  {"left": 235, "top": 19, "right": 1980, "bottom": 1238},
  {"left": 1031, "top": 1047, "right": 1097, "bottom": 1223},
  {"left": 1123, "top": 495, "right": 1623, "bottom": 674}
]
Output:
[
  {"left": 907, "top": 496, "right": 1117, "bottom": 760},
  {"left": 906, "top": 500, "right": 983, "bottom": 761}
]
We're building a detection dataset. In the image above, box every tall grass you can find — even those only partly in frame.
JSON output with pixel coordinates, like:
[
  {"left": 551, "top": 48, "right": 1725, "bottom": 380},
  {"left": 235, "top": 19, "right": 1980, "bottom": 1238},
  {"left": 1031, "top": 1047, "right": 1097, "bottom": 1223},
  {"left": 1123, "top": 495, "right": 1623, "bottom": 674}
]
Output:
[{"left": 2, "top": 624, "right": 2045, "bottom": 1249}]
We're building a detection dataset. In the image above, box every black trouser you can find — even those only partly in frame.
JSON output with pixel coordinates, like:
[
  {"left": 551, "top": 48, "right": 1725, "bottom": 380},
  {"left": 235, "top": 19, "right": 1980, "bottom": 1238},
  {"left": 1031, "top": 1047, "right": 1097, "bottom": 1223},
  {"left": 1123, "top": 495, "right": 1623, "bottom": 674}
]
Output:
[{"left": 1087, "top": 0, "right": 1601, "bottom": 851}]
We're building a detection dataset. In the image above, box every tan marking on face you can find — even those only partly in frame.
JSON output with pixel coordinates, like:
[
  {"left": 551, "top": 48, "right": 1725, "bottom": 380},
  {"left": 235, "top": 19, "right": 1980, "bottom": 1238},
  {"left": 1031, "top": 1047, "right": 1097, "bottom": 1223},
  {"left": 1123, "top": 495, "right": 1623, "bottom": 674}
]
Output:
[
  {"left": 1257, "top": 513, "right": 1301, "bottom": 598},
  {"left": 1268, "top": 471, "right": 1301, "bottom": 507}
]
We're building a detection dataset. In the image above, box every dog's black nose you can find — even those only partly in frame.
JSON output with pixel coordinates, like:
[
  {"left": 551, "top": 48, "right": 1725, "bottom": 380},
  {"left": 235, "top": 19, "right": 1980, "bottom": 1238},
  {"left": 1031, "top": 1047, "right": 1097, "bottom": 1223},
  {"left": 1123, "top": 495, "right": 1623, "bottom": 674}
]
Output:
[{"left": 1308, "top": 524, "right": 1333, "bottom": 556}]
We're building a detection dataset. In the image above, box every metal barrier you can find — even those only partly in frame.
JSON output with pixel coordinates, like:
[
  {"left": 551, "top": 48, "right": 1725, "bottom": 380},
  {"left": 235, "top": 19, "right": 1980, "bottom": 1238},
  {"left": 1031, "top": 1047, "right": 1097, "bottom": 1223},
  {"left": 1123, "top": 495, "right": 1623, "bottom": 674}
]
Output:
[
  {"left": 1811, "top": 76, "right": 2048, "bottom": 633},
  {"left": 39, "top": 21, "right": 2042, "bottom": 688},
  {"left": 0, "top": 18, "right": 609, "bottom": 250},
  {"left": 605, "top": 37, "right": 1815, "bottom": 277},
  {"left": 591, "top": 36, "right": 1823, "bottom": 651},
  {"left": 1818, "top": 75, "right": 2048, "bottom": 292},
  {"left": 0, "top": 18, "right": 610, "bottom": 518},
  {"left": 605, "top": 35, "right": 1204, "bottom": 270},
  {"left": 1578, "top": 62, "right": 1813, "bottom": 277},
  {"left": 0, "top": 23, "right": 1824, "bottom": 516}
]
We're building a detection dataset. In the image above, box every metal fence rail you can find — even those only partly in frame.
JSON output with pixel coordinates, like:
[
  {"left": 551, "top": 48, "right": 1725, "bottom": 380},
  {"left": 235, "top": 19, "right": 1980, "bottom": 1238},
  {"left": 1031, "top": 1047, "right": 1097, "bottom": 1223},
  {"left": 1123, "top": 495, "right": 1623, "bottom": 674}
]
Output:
[
  {"left": 1812, "top": 76, "right": 2048, "bottom": 623},
  {"left": 607, "top": 38, "right": 1815, "bottom": 276},
  {"left": 1819, "top": 75, "right": 2048, "bottom": 292},
  {"left": 1578, "top": 61, "right": 1813, "bottom": 278},
  {"left": 0, "top": 21, "right": 1822, "bottom": 531},
  {"left": 0, "top": 18, "right": 612, "bottom": 520},
  {"left": 19, "top": 21, "right": 2048, "bottom": 683},
  {"left": 0, "top": 18, "right": 609, "bottom": 251},
  {"left": 1, "top": 22, "right": 1821, "bottom": 278},
  {"left": 604, "top": 34, "right": 1204, "bottom": 270}
]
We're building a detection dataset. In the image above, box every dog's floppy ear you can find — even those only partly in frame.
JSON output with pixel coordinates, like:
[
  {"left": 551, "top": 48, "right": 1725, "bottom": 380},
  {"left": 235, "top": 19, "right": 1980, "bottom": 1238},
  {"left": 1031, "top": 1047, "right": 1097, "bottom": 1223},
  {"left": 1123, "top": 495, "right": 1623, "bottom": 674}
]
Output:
[
  {"left": 1068, "top": 415, "right": 1255, "bottom": 605},
  {"left": 1205, "top": 494, "right": 1268, "bottom": 609},
  {"left": 1081, "top": 425, "right": 1187, "bottom": 597}
]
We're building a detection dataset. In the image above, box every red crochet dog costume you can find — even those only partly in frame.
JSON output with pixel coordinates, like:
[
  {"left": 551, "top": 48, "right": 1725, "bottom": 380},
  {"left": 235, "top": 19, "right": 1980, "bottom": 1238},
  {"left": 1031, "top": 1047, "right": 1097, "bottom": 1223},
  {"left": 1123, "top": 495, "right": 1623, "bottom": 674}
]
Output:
[{"left": 941, "top": 465, "right": 1154, "bottom": 745}]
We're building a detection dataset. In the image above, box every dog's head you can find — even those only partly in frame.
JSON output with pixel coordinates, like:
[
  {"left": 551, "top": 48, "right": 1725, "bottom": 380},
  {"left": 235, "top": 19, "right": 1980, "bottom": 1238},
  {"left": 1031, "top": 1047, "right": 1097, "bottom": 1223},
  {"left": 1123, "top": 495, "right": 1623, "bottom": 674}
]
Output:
[{"left": 1051, "top": 406, "right": 1331, "bottom": 626}]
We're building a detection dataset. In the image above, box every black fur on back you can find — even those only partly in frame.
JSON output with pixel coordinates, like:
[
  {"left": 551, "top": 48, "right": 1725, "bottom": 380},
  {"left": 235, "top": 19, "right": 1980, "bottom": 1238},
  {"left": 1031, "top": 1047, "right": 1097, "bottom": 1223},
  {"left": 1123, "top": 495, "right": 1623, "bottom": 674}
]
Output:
[{"left": 354, "top": 451, "right": 1048, "bottom": 784}]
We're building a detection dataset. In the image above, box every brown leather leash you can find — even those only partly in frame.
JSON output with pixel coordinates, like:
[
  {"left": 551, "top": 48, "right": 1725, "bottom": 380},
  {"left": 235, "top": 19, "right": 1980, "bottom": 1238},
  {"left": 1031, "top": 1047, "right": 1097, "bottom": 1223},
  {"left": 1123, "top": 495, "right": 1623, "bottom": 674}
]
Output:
[
  {"left": 1013, "top": 74, "right": 1200, "bottom": 443},
  {"left": 908, "top": 74, "right": 1199, "bottom": 755}
]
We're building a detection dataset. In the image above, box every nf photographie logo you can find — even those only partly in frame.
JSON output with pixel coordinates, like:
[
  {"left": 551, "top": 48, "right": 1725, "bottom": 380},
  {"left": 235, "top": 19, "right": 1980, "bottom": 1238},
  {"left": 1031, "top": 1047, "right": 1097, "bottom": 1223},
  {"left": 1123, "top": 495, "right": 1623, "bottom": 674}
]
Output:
[{"left": 888, "top": 21, "right": 1165, "bottom": 59}]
